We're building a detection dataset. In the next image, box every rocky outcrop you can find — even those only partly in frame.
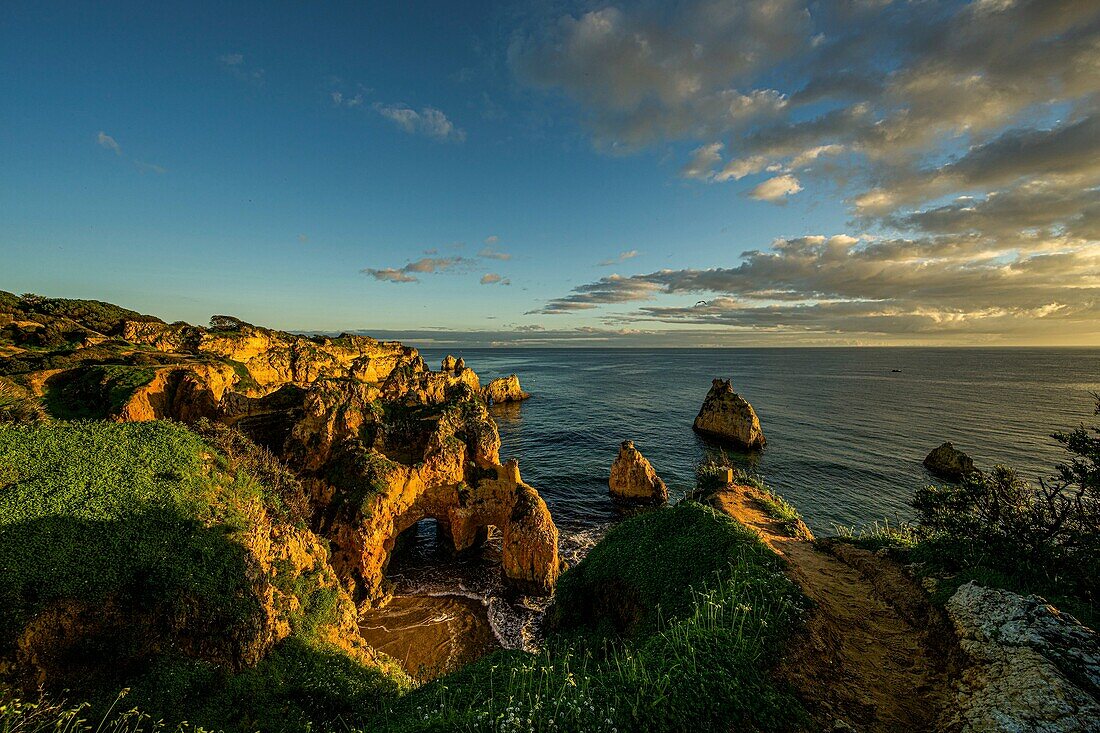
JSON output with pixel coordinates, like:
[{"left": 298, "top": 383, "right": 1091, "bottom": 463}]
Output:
[
  {"left": 924, "top": 442, "right": 976, "bottom": 481},
  {"left": 122, "top": 320, "right": 421, "bottom": 395},
  {"left": 482, "top": 374, "right": 530, "bottom": 404},
  {"left": 609, "top": 440, "right": 668, "bottom": 504},
  {"left": 4, "top": 299, "right": 561, "bottom": 609},
  {"left": 692, "top": 379, "right": 766, "bottom": 449},
  {"left": 941, "top": 582, "right": 1100, "bottom": 732}
]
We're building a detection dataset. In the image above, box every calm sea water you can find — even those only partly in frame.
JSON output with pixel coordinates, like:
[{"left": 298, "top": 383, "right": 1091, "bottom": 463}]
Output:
[
  {"left": 394, "top": 348, "right": 1099, "bottom": 648},
  {"left": 424, "top": 348, "right": 1100, "bottom": 533}
]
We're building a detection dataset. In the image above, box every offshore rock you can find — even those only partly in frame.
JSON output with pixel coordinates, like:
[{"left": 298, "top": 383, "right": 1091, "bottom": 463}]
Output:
[
  {"left": 941, "top": 582, "right": 1100, "bottom": 732},
  {"left": 609, "top": 440, "right": 667, "bottom": 504},
  {"left": 923, "top": 442, "right": 976, "bottom": 481},
  {"left": 692, "top": 378, "right": 766, "bottom": 450},
  {"left": 482, "top": 374, "right": 530, "bottom": 405}
]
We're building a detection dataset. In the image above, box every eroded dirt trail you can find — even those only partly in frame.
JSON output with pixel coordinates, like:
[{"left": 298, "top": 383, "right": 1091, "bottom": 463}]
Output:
[{"left": 712, "top": 486, "right": 950, "bottom": 732}]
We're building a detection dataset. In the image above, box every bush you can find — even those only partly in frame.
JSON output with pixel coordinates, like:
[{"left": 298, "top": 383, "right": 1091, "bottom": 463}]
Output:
[{"left": 854, "top": 396, "right": 1100, "bottom": 624}]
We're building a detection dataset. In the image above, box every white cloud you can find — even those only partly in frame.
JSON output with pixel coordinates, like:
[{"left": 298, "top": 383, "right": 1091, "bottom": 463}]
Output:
[
  {"left": 374, "top": 103, "right": 465, "bottom": 142},
  {"left": 681, "top": 143, "right": 724, "bottom": 180},
  {"left": 362, "top": 256, "right": 468, "bottom": 284},
  {"left": 749, "top": 174, "right": 802, "bottom": 202},
  {"left": 96, "top": 131, "right": 121, "bottom": 155},
  {"left": 219, "top": 52, "right": 264, "bottom": 83},
  {"left": 478, "top": 244, "right": 511, "bottom": 260},
  {"left": 598, "top": 249, "right": 639, "bottom": 266},
  {"left": 480, "top": 273, "right": 511, "bottom": 286}
]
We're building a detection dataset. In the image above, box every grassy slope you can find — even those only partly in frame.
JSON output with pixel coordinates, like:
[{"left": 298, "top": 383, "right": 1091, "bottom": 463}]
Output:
[
  {"left": 0, "top": 421, "right": 408, "bottom": 733},
  {"left": 377, "top": 501, "right": 809, "bottom": 733}
]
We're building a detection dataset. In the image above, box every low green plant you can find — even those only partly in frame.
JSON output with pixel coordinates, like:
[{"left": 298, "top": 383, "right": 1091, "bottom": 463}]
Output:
[
  {"left": 379, "top": 501, "right": 808, "bottom": 733},
  {"left": 41, "top": 365, "right": 157, "bottom": 419}
]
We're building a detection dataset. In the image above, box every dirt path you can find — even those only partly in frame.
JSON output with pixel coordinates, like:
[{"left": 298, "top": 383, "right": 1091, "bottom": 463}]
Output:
[{"left": 712, "top": 486, "right": 950, "bottom": 732}]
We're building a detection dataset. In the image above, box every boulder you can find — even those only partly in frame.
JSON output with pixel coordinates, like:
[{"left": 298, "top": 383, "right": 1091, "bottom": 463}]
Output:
[
  {"left": 441, "top": 354, "right": 457, "bottom": 371},
  {"left": 923, "top": 442, "right": 976, "bottom": 481},
  {"left": 482, "top": 374, "right": 530, "bottom": 404},
  {"left": 692, "top": 379, "right": 766, "bottom": 449},
  {"left": 609, "top": 440, "right": 668, "bottom": 504},
  {"left": 940, "top": 582, "right": 1100, "bottom": 732}
]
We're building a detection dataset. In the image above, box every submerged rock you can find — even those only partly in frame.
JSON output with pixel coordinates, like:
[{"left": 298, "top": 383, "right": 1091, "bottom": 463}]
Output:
[
  {"left": 923, "top": 442, "right": 976, "bottom": 481},
  {"left": 692, "top": 378, "right": 766, "bottom": 450},
  {"left": 482, "top": 374, "right": 530, "bottom": 405},
  {"left": 609, "top": 440, "right": 668, "bottom": 504},
  {"left": 941, "top": 582, "right": 1100, "bottom": 732}
]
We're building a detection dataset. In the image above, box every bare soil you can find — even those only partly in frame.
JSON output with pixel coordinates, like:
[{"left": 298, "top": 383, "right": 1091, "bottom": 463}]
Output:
[{"left": 712, "top": 486, "right": 952, "bottom": 732}]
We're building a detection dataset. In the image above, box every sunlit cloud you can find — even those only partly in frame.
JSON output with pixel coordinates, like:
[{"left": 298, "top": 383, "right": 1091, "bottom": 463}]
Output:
[{"left": 362, "top": 256, "right": 468, "bottom": 284}]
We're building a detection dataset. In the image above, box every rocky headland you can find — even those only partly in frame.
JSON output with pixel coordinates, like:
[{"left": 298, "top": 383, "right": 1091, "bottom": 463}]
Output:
[
  {"left": 0, "top": 292, "right": 557, "bottom": 692},
  {"left": 2, "top": 293, "right": 1097, "bottom": 733}
]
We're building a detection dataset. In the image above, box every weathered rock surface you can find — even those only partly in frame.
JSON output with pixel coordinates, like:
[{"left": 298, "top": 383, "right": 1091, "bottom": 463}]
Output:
[
  {"left": 1, "top": 295, "right": 562, "bottom": 609},
  {"left": 608, "top": 440, "right": 668, "bottom": 504},
  {"left": 482, "top": 374, "right": 530, "bottom": 404},
  {"left": 924, "top": 442, "right": 977, "bottom": 481},
  {"left": 692, "top": 378, "right": 766, "bottom": 449},
  {"left": 941, "top": 582, "right": 1100, "bottom": 732}
]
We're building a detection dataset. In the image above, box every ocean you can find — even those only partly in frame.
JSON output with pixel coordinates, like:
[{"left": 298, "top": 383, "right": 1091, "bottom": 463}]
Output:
[{"left": 392, "top": 347, "right": 1100, "bottom": 648}]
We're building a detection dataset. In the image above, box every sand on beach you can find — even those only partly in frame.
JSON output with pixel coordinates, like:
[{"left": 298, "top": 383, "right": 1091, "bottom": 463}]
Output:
[{"left": 358, "top": 593, "right": 499, "bottom": 680}]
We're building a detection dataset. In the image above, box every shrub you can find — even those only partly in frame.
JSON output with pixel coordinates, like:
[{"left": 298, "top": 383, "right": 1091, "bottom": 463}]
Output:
[{"left": 852, "top": 396, "right": 1100, "bottom": 623}]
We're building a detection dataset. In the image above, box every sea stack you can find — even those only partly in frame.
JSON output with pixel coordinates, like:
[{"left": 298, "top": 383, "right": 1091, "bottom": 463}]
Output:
[
  {"left": 609, "top": 440, "right": 668, "bottom": 504},
  {"left": 923, "top": 442, "right": 976, "bottom": 481},
  {"left": 482, "top": 374, "right": 531, "bottom": 405},
  {"left": 692, "top": 379, "right": 766, "bottom": 450}
]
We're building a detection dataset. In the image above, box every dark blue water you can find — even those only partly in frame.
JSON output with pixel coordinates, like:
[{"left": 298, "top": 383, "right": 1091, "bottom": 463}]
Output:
[{"left": 424, "top": 348, "right": 1100, "bottom": 533}]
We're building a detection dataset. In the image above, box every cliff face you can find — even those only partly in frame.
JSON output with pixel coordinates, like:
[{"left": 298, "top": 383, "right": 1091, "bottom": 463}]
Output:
[
  {"left": 1, "top": 298, "right": 559, "bottom": 616},
  {"left": 692, "top": 378, "right": 766, "bottom": 449},
  {"left": 0, "top": 421, "right": 407, "bottom": 694}
]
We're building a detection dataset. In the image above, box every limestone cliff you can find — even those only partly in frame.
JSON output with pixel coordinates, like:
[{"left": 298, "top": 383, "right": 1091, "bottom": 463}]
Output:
[
  {"left": 1, "top": 296, "right": 559, "bottom": 611},
  {"left": 692, "top": 378, "right": 766, "bottom": 449},
  {"left": 609, "top": 440, "right": 668, "bottom": 504}
]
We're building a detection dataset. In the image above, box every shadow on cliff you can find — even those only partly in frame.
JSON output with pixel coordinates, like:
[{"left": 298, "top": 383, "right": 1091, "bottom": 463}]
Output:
[{"left": 0, "top": 511, "right": 262, "bottom": 695}]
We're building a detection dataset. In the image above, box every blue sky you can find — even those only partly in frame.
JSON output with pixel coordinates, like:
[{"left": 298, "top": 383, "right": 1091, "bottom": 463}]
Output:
[{"left": 2, "top": 1, "right": 1097, "bottom": 345}]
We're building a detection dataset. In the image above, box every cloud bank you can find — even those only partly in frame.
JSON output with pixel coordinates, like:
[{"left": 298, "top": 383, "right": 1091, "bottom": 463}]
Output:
[{"left": 515, "top": 0, "right": 1100, "bottom": 343}]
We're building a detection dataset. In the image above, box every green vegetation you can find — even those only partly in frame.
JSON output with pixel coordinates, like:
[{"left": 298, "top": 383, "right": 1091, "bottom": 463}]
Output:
[
  {"left": 41, "top": 365, "right": 158, "bottom": 419},
  {"left": 837, "top": 397, "right": 1100, "bottom": 627},
  {"left": 695, "top": 455, "right": 805, "bottom": 536},
  {"left": 0, "top": 422, "right": 261, "bottom": 653},
  {"left": 0, "top": 420, "right": 410, "bottom": 732},
  {"left": 379, "top": 501, "right": 808, "bottom": 733},
  {"left": 0, "top": 291, "right": 162, "bottom": 339}
]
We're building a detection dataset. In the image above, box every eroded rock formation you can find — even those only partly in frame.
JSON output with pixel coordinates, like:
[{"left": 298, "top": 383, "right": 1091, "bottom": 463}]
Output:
[
  {"left": 1, "top": 299, "right": 559, "bottom": 610},
  {"left": 923, "top": 442, "right": 976, "bottom": 481},
  {"left": 482, "top": 374, "right": 530, "bottom": 404},
  {"left": 609, "top": 440, "right": 667, "bottom": 504},
  {"left": 941, "top": 582, "right": 1100, "bottom": 732},
  {"left": 692, "top": 378, "right": 766, "bottom": 449}
]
